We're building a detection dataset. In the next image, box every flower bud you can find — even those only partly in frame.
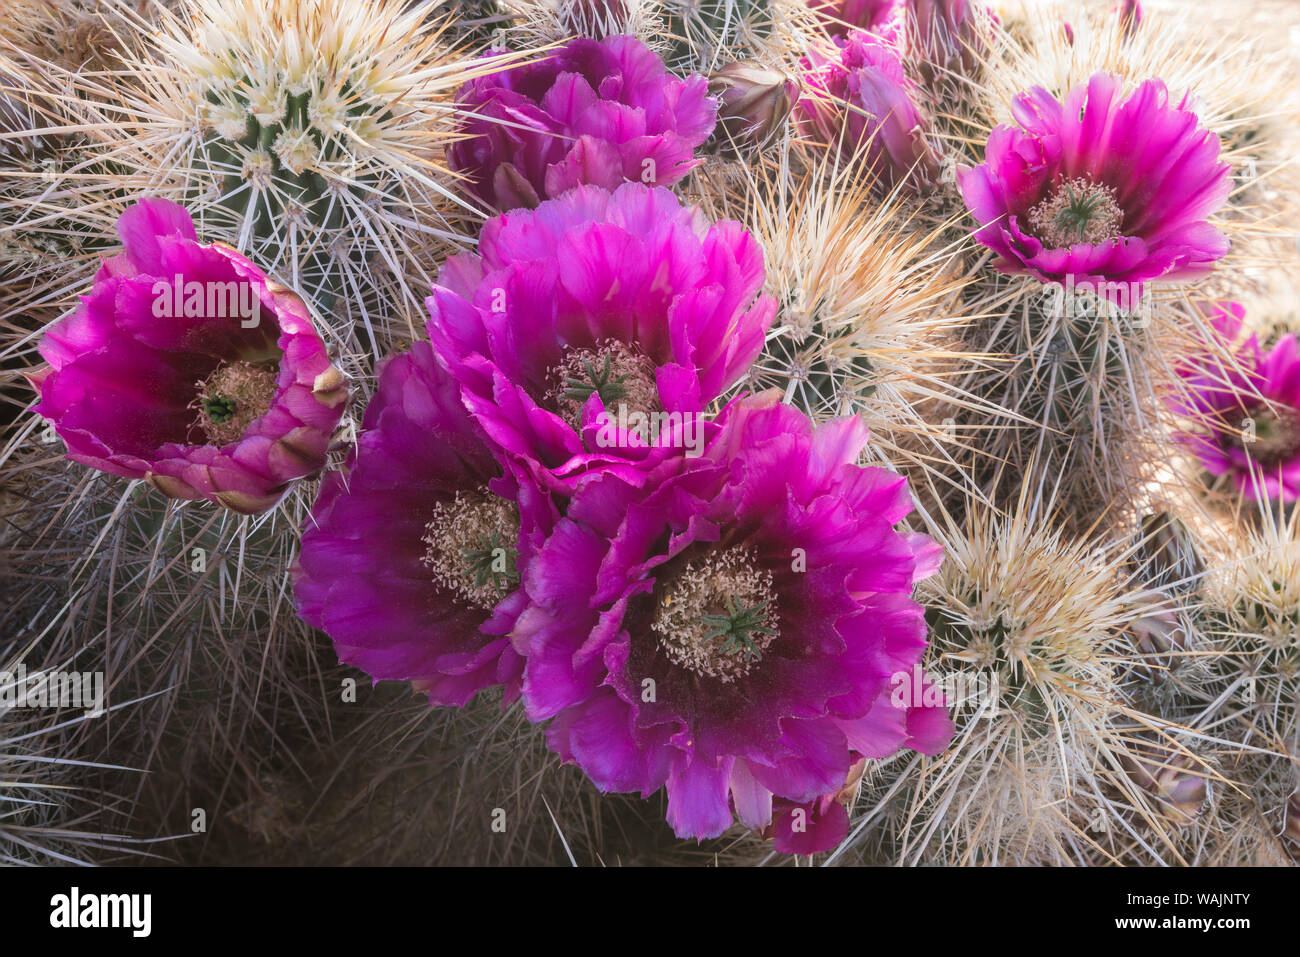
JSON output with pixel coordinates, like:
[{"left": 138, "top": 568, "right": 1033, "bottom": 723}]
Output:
[
  {"left": 1126, "top": 589, "right": 1190, "bottom": 683},
  {"left": 708, "top": 62, "right": 799, "bottom": 156},
  {"left": 1121, "top": 742, "right": 1207, "bottom": 824},
  {"left": 906, "top": 0, "right": 995, "bottom": 85},
  {"left": 1116, "top": 0, "right": 1142, "bottom": 40},
  {"left": 797, "top": 32, "right": 940, "bottom": 192}
]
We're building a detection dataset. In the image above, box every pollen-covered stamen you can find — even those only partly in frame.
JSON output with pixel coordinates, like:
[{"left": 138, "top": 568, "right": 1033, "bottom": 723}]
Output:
[
  {"left": 1226, "top": 401, "right": 1300, "bottom": 467},
  {"left": 547, "top": 339, "right": 661, "bottom": 431},
  {"left": 1028, "top": 177, "right": 1124, "bottom": 248},
  {"left": 653, "top": 546, "right": 779, "bottom": 683},
  {"left": 191, "top": 360, "right": 279, "bottom": 445},
  {"left": 422, "top": 488, "right": 521, "bottom": 610}
]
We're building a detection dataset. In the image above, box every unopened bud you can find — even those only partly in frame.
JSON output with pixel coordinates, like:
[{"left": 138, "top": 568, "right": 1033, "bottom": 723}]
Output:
[
  {"left": 708, "top": 62, "right": 798, "bottom": 156},
  {"left": 906, "top": 0, "right": 996, "bottom": 85},
  {"left": 1121, "top": 742, "right": 1207, "bottom": 824},
  {"left": 1127, "top": 589, "right": 1190, "bottom": 683},
  {"left": 1116, "top": 0, "right": 1143, "bottom": 40}
]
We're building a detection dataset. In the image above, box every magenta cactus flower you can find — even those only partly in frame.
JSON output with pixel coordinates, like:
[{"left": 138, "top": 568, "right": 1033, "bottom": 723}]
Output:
[
  {"left": 425, "top": 182, "right": 775, "bottom": 496},
  {"left": 28, "top": 199, "right": 346, "bottom": 515},
  {"left": 446, "top": 35, "right": 716, "bottom": 212},
  {"left": 515, "top": 393, "right": 953, "bottom": 844},
  {"left": 1178, "top": 304, "right": 1300, "bottom": 501},
  {"left": 806, "top": 0, "right": 901, "bottom": 39},
  {"left": 958, "top": 73, "right": 1232, "bottom": 291},
  {"left": 294, "top": 341, "right": 557, "bottom": 706},
  {"left": 798, "top": 30, "right": 940, "bottom": 192}
]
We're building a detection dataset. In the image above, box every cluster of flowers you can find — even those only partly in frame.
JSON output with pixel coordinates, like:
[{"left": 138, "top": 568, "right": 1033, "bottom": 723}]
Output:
[
  {"left": 29, "top": 6, "right": 1284, "bottom": 855},
  {"left": 293, "top": 179, "right": 954, "bottom": 851},
  {"left": 799, "top": 2, "right": 1270, "bottom": 494},
  {"left": 27, "top": 33, "right": 955, "bottom": 853}
]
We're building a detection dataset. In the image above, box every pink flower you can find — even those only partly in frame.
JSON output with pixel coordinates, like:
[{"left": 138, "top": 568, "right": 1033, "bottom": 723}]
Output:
[
  {"left": 516, "top": 393, "right": 952, "bottom": 844},
  {"left": 29, "top": 199, "right": 346, "bottom": 514},
  {"left": 798, "top": 31, "right": 940, "bottom": 193},
  {"left": 447, "top": 35, "right": 716, "bottom": 211},
  {"left": 294, "top": 342, "right": 557, "bottom": 706},
  {"left": 958, "top": 73, "right": 1232, "bottom": 290},
  {"left": 425, "top": 182, "right": 775, "bottom": 496}
]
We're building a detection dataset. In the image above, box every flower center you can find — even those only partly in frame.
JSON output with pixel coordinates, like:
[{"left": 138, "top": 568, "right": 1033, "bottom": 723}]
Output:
[
  {"left": 422, "top": 488, "right": 521, "bottom": 610},
  {"left": 652, "top": 546, "right": 779, "bottom": 683},
  {"left": 1225, "top": 401, "right": 1300, "bottom": 468},
  {"left": 547, "top": 339, "right": 661, "bottom": 431},
  {"left": 192, "top": 360, "right": 279, "bottom": 445},
  {"left": 1027, "top": 177, "right": 1124, "bottom": 248}
]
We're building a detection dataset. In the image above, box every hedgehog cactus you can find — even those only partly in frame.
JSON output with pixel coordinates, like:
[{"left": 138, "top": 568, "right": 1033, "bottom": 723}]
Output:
[
  {"left": 178, "top": 1, "right": 455, "bottom": 313},
  {"left": 57, "top": 0, "right": 519, "bottom": 363},
  {"left": 663, "top": 0, "right": 776, "bottom": 74},
  {"left": 2, "top": 0, "right": 1300, "bottom": 870},
  {"left": 699, "top": 151, "right": 978, "bottom": 484},
  {"left": 852, "top": 490, "right": 1215, "bottom": 865},
  {"left": 195, "top": 77, "right": 371, "bottom": 255},
  {"left": 1202, "top": 508, "right": 1300, "bottom": 751},
  {"left": 952, "top": 278, "right": 1152, "bottom": 525}
]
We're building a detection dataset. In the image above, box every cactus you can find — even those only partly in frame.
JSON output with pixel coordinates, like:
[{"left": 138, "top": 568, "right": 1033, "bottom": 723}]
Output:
[
  {"left": 663, "top": 0, "right": 777, "bottom": 74},
  {"left": 692, "top": 150, "right": 986, "bottom": 490},
  {"left": 847, "top": 487, "right": 1219, "bottom": 864},
  {"left": 61, "top": 0, "right": 516, "bottom": 363}
]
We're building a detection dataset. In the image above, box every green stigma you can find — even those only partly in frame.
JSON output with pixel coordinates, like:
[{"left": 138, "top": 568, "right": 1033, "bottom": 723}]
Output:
[
  {"left": 561, "top": 351, "right": 632, "bottom": 409},
  {"left": 202, "top": 395, "right": 238, "bottom": 424},
  {"left": 1054, "top": 183, "right": 1112, "bottom": 241},
  {"left": 460, "top": 531, "right": 520, "bottom": 600},
  {"left": 422, "top": 490, "right": 523, "bottom": 611},
  {"left": 653, "top": 546, "right": 779, "bottom": 683},
  {"left": 701, "top": 597, "right": 777, "bottom": 663},
  {"left": 1028, "top": 177, "right": 1124, "bottom": 248}
]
